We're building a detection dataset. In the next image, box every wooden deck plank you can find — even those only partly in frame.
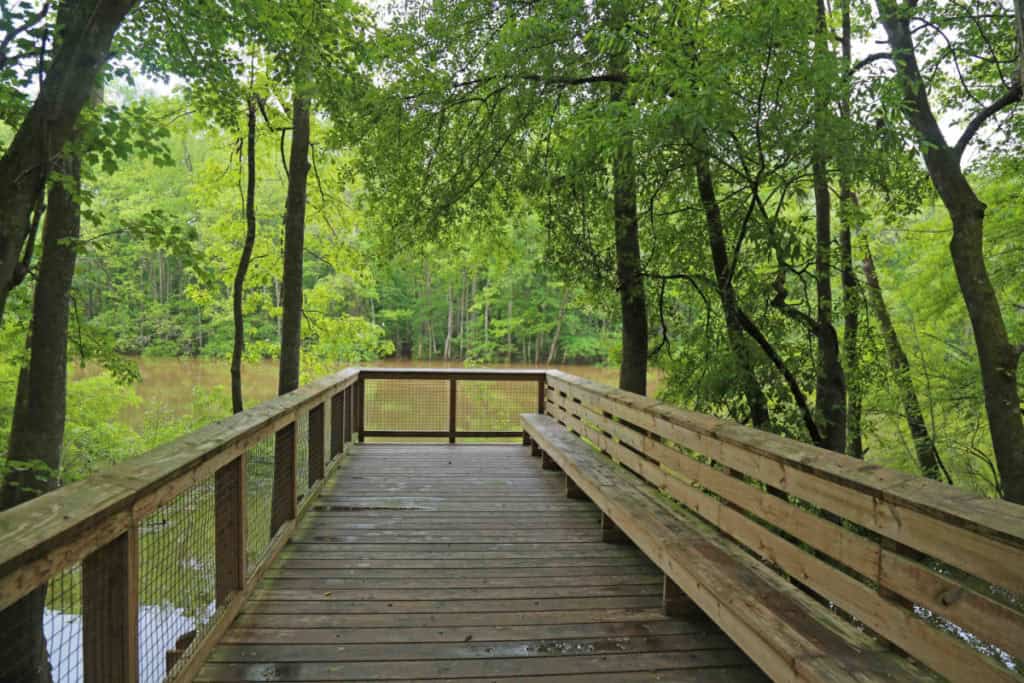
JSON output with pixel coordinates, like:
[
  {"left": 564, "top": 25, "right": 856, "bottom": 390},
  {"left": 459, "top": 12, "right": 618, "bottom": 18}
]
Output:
[{"left": 197, "top": 443, "right": 766, "bottom": 681}]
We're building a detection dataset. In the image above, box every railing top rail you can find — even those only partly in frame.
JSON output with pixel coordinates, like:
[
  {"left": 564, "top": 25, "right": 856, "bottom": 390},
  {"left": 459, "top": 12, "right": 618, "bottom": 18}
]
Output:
[
  {"left": 546, "top": 369, "right": 1024, "bottom": 554},
  {"left": 0, "top": 367, "right": 358, "bottom": 603},
  {"left": 358, "top": 367, "right": 547, "bottom": 381}
]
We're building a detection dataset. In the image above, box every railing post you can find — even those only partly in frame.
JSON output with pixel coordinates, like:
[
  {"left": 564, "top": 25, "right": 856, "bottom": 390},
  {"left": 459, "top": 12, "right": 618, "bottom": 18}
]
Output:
[
  {"left": 356, "top": 378, "right": 365, "bottom": 443},
  {"left": 331, "top": 392, "right": 343, "bottom": 457},
  {"left": 215, "top": 455, "right": 246, "bottom": 604},
  {"left": 308, "top": 402, "right": 326, "bottom": 487},
  {"left": 271, "top": 421, "right": 297, "bottom": 536},
  {"left": 448, "top": 378, "right": 457, "bottom": 444},
  {"left": 537, "top": 376, "right": 546, "bottom": 415},
  {"left": 342, "top": 388, "right": 352, "bottom": 446},
  {"left": 82, "top": 527, "right": 139, "bottom": 683}
]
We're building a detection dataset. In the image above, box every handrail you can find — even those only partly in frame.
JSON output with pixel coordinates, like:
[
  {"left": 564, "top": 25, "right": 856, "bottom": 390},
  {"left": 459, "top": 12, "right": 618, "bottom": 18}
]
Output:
[{"left": 545, "top": 369, "right": 1024, "bottom": 682}]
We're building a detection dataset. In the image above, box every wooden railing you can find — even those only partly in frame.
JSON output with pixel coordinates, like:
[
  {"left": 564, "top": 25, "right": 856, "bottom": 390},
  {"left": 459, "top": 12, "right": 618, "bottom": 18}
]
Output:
[
  {"left": 0, "top": 367, "right": 547, "bottom": 683},
  {"left": 0, "top": 368, "right": 361, "bottom": 683},
  {"left": 544, "top": 370, "right": 1024, "bottom": 682},
  {"left": 1, "top": 367, "right": 1021, "bottom": 682}
]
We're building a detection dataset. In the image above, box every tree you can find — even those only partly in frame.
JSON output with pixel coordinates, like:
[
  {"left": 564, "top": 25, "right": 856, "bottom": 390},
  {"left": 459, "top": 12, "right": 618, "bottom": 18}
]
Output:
[{"left": 875, "top": 0, "right": 1024, "bottom": 503}]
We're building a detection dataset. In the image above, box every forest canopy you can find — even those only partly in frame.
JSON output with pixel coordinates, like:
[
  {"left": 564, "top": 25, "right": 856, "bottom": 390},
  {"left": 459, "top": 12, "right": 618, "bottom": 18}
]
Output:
[{"left": 0, "top": 0, "right": 1022, "bottom": 509}]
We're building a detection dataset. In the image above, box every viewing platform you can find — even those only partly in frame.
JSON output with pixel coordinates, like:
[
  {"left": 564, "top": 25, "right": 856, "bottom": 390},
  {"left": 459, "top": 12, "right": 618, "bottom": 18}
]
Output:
[{"left": 0, "top": 368, "right": 1022, "bottom": 682}]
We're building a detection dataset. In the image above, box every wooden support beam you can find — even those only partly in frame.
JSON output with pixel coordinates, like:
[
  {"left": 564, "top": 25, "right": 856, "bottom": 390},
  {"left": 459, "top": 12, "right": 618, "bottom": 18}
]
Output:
[
  {"left": 565, "top": 474, "right": 588, "bottom": 500},
  {"left": 529, "top": 441, "right": 540, "bottom": 456},
  {"left": 356, "top": 378, "right": 365, "bottom": 443},
  {"left": 663, "top": 575, "right": 702, "bottom": 618},
  {"left": 448, "top": 378, "right": 457, "bottom": 444},
  {"left": 83, "top": 528, "right": 139, "bottom": 683},
  {"left": 308, "top": 403, "right": 325, "bottom": 487},
  {"left": 342, "top": 389, "right": 352, "bottom": 447},
  {"left": 540, "top": 451, "right": 560, "bottom": 471},
  {"left": 601, "top": 512, "right": 631, "bottom": 544},
  {"left": 270, "top": 421, "right": 297, "bottom": 536},
  {"left": 330, "top": 392, "right": 342, "bottom": 457},
  {"left": 214, "top": 456, "right": 246, "bottom": 605},
  {"left": 537, "top": 379, "right": 546, "bottom": 415}
]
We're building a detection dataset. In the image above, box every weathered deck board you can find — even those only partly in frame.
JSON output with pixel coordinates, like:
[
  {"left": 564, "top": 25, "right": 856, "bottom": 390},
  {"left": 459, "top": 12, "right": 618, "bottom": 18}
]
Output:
[{"left": 197, "top": 444, "right": 767, "bottom": 682}]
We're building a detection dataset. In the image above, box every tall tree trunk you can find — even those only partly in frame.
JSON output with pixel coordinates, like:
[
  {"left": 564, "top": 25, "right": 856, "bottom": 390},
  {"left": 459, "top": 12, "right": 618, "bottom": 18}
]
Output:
[
  {"left": 607, "top": 1, "right": 647, "bottom": 395},
  {"left": 878, "top": 3, "right": 1024, "bottom": 503},
  {"left": 444, "top": 284, "right": 454, "bottom": 361},
  {"left": 0, "top": 0, "right": 136, "bottom": 322},
  {"left": 695, "top": 154, "right": 771, "bottom": 429},
  {"left": 811, "top": 0, "right": 847, "bottom": 453},
  {"left": 278, "top": 96, "right": 310, "bottom": 396},
  {"left": 231, "top": 97, "right": 258, "bottom": 414},
  {"left": 547, "top": 286, "right": 568, "bottom": 365},
  {"left": 862, "top": 249, "right": 948, "bottom": 482},
  {"left": 0, "top": 138, "right": 85, "bottom": 683},
  {"left": 839, "top": 0, "right": 863, "bottom": 459}
]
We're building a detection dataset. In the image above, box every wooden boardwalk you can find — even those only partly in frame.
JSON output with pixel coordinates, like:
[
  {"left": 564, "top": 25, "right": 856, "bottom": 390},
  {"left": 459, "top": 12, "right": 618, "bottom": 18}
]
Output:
[{"left": 196, "top": 443, "right": 766, "bottom": 682}]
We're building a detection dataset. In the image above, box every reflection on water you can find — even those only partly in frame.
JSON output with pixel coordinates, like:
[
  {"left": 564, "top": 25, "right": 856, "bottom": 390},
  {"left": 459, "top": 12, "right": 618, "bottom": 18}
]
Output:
[{"left": 45, "top": 603, "right": 213, "bottom": 683}]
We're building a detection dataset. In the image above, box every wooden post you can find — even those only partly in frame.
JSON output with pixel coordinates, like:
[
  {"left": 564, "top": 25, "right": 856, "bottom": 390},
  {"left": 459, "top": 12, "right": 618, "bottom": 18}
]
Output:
[
  {"left": 215, "top": 456, "right": 246, "bottom": 604},
  {"left": 270, "top": 421, "right": 297, "bottom": 536},
  {"left": 83, "top": 528, "right": 139, "bottom": 683},
  {"left": 540, "top": 452, "right": 560, "bottom": 471},
  {"left": 448, "top": 378, "right": 457, "bottom": 444},
  {"left": 308, "top": 403, "right": 326, "bottom": 487},
  {"left": 356, "top": 378, "right": 365, "bottom": 443},
  {"left": 342, "top": 388, "right": 352, "bottom": 447},
  {"left": 601, "top": 512, "right": 630, "bottom": 544},
  {"left": 537, "top": 378, "right": 546, "bottom": 415},
  {"left": 565, "top": 474, "right": 587, "bottom": 500},
  {"left": 330, "top": 392, "right": 342, "bottom": 457},
  {"left": 663, "top": 575, "right": 701, "bottom": 618}
]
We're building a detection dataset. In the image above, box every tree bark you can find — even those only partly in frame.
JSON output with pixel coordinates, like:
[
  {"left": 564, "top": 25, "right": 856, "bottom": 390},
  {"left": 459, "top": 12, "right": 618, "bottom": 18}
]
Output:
[
  {"left": 278, "top": 96, "right": 310, "bottom": 396},
  {"left": 231, "top": 97, "right": 258, "bottom": 414},
  {"left": 607, "top": 2, "right": 647, "bottom": 395},
  {"left": 0, "top": 135, "right": 85, "bottom": 683},
  {"left": 695, "top": 154, "right": 771, "bottom": 429},
  {"left": 862, "top": 249, "right": 947, "bottom": 481},
  {"left": 878, "top": 2, "right": 1024, "bottom": 502},
  {"left": 0, "top": 0, "right": 136, "bottom": 322},
  {"left": 506, "top": 301, "right": 513, "bottom": 363}
]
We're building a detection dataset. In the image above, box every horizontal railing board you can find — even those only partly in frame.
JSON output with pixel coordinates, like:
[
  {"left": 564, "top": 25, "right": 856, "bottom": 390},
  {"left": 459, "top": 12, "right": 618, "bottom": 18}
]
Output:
[{"left": 359, "top": 368, "right": 546, "bottom": 381}]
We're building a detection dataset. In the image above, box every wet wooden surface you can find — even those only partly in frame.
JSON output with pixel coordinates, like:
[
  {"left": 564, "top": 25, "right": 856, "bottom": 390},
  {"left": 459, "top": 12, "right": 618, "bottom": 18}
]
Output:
[{"left": 196, "top": 443, "right": 767, "bottom": 681}]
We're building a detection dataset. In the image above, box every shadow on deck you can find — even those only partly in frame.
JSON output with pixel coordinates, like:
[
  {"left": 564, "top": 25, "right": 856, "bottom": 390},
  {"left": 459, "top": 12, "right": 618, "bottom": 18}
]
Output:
[{"left": 196, "top": 444, "right": 766, "bottom": 682}]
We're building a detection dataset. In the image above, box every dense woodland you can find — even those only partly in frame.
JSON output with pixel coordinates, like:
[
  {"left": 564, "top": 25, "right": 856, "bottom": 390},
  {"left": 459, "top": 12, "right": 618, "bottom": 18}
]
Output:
[{"left": 0, "top": 3, "right": 1023, "bottom": 674}]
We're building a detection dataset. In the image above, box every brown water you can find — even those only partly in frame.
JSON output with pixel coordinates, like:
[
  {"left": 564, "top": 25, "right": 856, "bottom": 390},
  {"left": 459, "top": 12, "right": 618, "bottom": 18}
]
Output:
[{"left": 80, "top": 357, "right": 661, "bottom": 427}]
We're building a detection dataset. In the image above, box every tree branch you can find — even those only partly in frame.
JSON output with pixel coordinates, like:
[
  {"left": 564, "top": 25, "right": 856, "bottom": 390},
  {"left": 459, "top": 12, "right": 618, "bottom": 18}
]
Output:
[{"left": 954, "top": 83, "right": 1023, "bottom": 158}]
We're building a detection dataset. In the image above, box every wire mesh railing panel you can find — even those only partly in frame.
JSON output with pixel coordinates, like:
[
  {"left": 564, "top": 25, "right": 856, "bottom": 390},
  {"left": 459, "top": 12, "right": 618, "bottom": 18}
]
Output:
[
  {"left": 295, "top": 411, "right": 310, "bottom": 502},
  {"left": 138, "top": 477, "right": 216, "bottom": 683},
  {"left": 245, "top": 433, "right": 275, "bottom": 573},
  {"left": 363, "top": 378, "right": 449, "bottom": 433},
  {"left": 456, "top": 380, "right": 537, "bottom": 434},
  {"left": 0, "top": 566, "right": 85, "bottom": 683}
]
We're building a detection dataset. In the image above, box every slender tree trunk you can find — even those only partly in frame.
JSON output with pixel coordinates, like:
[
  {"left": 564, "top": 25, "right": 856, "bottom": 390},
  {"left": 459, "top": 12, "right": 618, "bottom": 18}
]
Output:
[
  {"left": 506, "top": 301, "right": 513, "bottom": 363},
  {"left": 0, "top": 0, "right": 136, "bottom": 321},
  {"left": 607, "top": 1, "right": 647, "bottom": 395},
  {"left": 444, "top": 283, "right": 454, "bottom": 361},
  {"left": 695, "top": 154, "right": 771, "bottom": 429},
  {"left": 879, "top": 3, "right": 1024, "bottom": 502},
  {"left": 231, "top": 97, "right": 258, "bottom": 414},
  {"left": 862, "top": 249, "right": 947, "bottom": 481},
  {"left": 547, "top": 286, "right": 568, "bottom": 365},
  {"left": 278, "top": 96, "right": 310, "bottom": 396},
  {"left": 0, "top": 138, "right": 85, "bottom": 683},
  {"left": 811, "top": 0, "right": 847, "bottom": 453},
  {"left": 839, "top": 0, "right": 863, "bottom": 459}
]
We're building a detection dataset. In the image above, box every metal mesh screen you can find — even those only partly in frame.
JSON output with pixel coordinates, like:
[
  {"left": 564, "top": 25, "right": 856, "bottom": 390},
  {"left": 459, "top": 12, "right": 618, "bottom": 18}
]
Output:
[
  {"left": 456, "top": 380, "right": 537, "bottom": 433},
  {"left": 295, "top": 410, "right": 310, "bottom": 502},
  {"left": 363, "top": 378, "right": 449, "bottom": 432},
  {"left": 245, "top": 434, "right": 275, "bottom": 573},
  {"left": 138, "top": 478, "right": 216, "bottom": 683}
]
